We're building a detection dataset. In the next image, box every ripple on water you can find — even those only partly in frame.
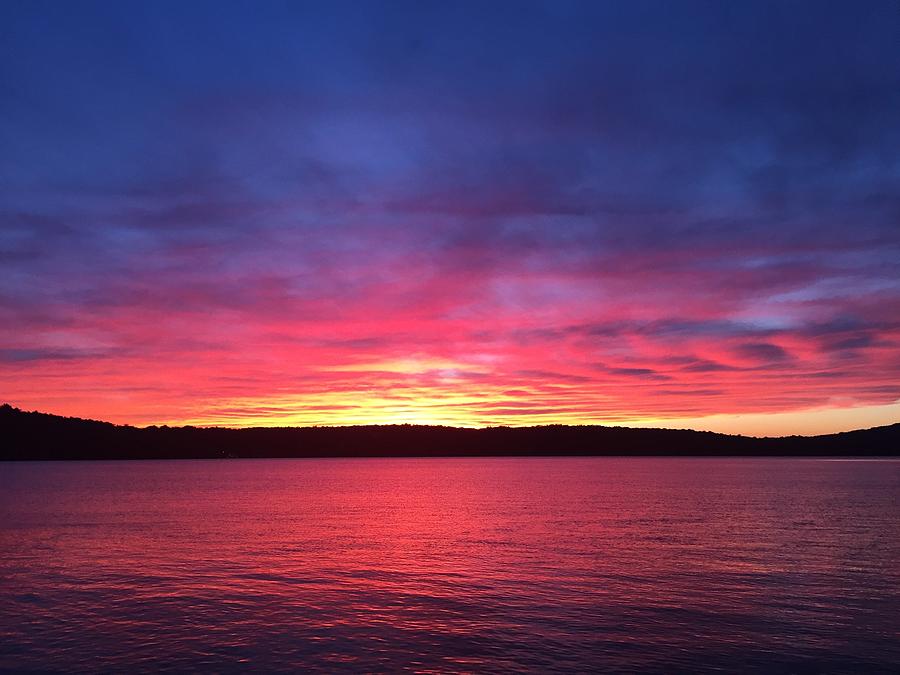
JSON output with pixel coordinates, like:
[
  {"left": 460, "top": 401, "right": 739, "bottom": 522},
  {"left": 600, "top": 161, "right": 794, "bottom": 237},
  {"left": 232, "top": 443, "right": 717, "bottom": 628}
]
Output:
[{"left": 1, "top": 457, "right": 899, "bottom": 672}]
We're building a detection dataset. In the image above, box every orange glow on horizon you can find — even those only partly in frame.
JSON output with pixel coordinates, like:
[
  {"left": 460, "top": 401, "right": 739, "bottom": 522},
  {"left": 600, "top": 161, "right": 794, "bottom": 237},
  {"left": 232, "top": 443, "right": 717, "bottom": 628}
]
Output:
[{"left": 5, "top": 374, "right": 899, "bottom": 437}]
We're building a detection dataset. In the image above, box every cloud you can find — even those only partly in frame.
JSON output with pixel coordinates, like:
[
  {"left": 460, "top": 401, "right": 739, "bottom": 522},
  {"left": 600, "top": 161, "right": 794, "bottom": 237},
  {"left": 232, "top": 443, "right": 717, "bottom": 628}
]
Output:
[
  {"left": 733, "top": 342, "right": 792, "bottom": 363},
  {"left": 0, "top": 348, "right": 121, "bottom": 363},
  {"left": 1, "top": 1, "right": 899, "bottom": 430}
]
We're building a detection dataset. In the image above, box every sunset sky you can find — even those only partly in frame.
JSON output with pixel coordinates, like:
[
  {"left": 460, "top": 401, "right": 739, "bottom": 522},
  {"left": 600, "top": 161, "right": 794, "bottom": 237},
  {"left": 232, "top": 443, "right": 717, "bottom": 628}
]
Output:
[{"left": 2, "top": 1, "right": 899, "bottom": 435}]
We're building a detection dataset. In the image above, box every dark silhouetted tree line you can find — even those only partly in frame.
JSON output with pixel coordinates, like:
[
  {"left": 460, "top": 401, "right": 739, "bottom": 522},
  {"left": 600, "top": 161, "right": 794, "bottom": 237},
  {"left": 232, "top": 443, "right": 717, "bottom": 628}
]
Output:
[{"left": 1, "top": 403, "right": 897, "bottom": 460}]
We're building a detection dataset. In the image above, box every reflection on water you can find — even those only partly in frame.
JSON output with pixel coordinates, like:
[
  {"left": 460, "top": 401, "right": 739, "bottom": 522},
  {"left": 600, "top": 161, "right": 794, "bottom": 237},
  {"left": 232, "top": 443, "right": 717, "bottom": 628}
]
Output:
[{"left": 1, "top": 458, "right": 899, "bottom": 672}]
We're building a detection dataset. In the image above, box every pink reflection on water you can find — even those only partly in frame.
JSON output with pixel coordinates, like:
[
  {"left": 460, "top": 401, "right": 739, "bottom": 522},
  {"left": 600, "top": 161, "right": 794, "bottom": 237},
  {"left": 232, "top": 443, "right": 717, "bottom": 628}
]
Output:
[{"left": 2, "top": 458, "right": 899, "bottom": 671}]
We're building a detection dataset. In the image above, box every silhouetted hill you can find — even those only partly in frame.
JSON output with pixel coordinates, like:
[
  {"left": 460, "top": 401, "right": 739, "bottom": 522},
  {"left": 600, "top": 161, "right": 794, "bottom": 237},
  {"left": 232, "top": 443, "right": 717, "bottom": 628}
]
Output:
[{"left": 1, "top": 403, "right": 898, "bottom": 460}]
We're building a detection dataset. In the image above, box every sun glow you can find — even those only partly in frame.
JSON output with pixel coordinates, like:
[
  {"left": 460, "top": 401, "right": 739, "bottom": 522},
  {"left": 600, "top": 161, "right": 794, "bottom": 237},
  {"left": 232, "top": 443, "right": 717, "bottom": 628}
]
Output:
[{"left": 163, "top": 397, "right": 900, "bottom": 438}]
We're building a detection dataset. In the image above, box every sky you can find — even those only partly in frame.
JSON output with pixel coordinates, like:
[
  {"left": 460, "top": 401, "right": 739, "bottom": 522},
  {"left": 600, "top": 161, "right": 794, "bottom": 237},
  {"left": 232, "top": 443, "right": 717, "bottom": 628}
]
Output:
[{"left": 1, "top": 1, "right": 899, "bottom": 435}]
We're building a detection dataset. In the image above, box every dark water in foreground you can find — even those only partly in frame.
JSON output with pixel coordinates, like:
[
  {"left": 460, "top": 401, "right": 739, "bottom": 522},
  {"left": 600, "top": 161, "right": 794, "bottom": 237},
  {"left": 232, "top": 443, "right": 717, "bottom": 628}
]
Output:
[{"left": 1, "top": 458, "right": 899, "bottom": 673}]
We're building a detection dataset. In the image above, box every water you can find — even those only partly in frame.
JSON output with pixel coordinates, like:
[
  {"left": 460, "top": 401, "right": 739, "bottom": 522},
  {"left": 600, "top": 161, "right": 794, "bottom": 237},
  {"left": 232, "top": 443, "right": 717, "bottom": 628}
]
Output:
[{"left": 1, "top": 458, "right": 898, "bottom": 673}]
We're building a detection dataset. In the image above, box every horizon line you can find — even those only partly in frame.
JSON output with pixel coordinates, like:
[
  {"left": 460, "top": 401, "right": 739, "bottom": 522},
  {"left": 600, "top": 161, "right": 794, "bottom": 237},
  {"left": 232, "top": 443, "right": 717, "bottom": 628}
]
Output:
[{"left": 4, "top": 403, "right": 898, "bottom": 441}]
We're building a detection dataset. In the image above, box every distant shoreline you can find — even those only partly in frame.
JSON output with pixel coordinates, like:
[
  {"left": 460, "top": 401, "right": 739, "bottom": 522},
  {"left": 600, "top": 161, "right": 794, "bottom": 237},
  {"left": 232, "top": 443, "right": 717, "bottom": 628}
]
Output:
[{"left": 3, "top": 404, "right": 898, "bottom": 460}]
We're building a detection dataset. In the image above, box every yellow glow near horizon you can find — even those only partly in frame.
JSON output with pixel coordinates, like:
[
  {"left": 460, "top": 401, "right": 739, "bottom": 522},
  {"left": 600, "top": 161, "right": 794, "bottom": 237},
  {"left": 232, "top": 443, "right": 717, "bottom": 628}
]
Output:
[
  {"left": 621, "top": 401, "right": 900, "bottom": 437},
  {"left": 162, "top": 391, "right": 900, "bottom": 437}
]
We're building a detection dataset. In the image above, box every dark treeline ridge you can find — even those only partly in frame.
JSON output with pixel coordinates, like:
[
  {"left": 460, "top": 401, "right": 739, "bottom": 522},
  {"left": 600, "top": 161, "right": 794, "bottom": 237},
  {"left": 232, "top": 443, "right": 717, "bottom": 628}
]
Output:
[{"left": 2, "top": 404, "right": 898, "bottom": 460}]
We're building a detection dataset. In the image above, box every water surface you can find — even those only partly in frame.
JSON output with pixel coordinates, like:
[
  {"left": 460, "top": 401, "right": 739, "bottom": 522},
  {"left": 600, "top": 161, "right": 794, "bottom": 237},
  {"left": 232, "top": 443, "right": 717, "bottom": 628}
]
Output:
[{"left": 2, "top": 458, "right": 899, "bottom": 672}]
